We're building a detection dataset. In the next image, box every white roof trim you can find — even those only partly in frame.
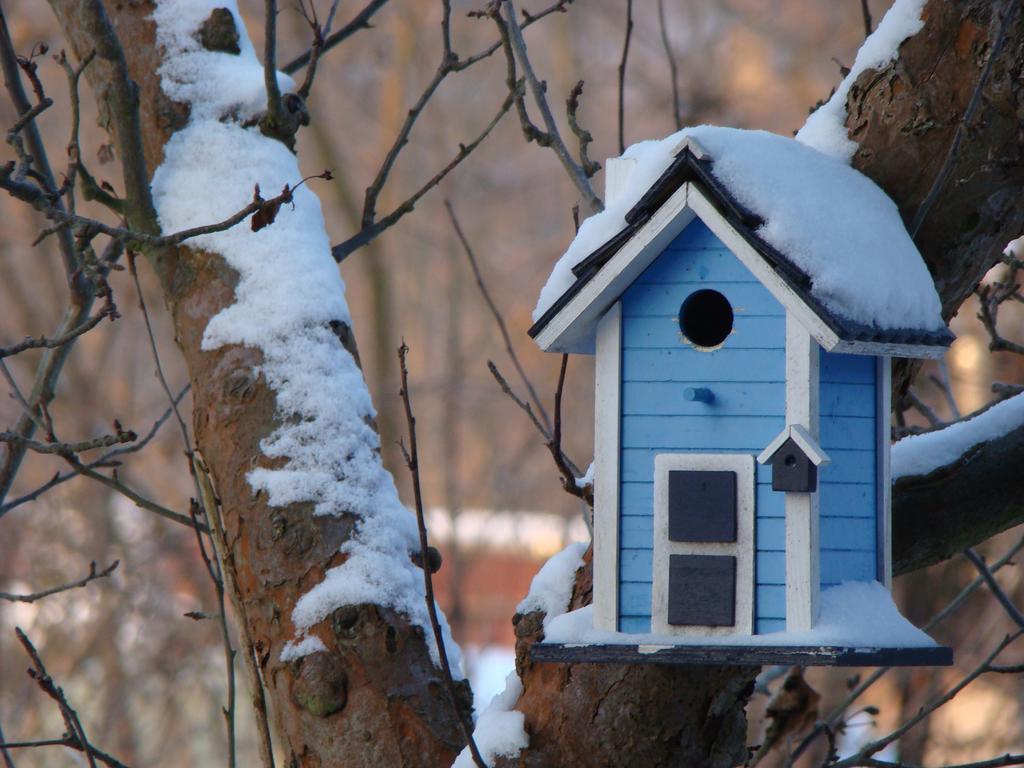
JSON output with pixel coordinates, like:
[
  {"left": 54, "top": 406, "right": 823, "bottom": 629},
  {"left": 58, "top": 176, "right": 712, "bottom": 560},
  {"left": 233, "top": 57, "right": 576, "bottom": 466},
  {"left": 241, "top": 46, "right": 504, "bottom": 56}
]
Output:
[
  {"left": 685, "top": 185, "right": 843, "bottom": 353},
  {"left": 671, "top": 135, "right": 709, "bottom": 160},
  {"left": 533, "top": 183, "right": 696, "bottom": 353},
  {"left": 757, "top": 424, "right": 832, "bottom": 467}
]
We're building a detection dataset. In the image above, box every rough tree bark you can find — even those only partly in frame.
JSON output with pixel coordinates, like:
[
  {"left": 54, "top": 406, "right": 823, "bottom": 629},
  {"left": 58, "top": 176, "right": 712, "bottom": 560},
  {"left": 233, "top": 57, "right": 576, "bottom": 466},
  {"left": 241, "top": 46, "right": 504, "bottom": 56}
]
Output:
[{"left": 42, "top": 1, "right": 1024, "bottom": 767}]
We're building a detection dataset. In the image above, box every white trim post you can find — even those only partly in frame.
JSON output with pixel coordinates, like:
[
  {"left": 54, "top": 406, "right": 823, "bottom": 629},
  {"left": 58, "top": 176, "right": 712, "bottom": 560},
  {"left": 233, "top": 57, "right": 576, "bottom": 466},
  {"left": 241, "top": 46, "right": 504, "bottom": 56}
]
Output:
[
  {"left": 878, "top": 356, "right": 893, "bottom": 589},
  {"left": 592, "top": 302, "right": 622, "bottom": 631},
  {"left": 784, "top": 313, "right": 821, "bottom": 631}
]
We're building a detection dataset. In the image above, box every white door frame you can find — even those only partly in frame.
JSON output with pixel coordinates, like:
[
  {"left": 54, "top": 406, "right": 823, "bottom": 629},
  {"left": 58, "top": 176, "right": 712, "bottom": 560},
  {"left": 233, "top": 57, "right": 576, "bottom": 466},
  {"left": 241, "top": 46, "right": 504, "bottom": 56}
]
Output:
[{"left": 651, "top": 453, "right": 755, "bottom": 636}]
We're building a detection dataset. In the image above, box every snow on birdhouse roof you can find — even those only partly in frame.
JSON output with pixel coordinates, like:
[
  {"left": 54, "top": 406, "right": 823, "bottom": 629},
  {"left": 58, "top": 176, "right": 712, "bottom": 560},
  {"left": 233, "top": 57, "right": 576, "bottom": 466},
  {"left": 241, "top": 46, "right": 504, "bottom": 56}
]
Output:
[{"left": 530, "top": 126, "right": 953, "bottom": 357}]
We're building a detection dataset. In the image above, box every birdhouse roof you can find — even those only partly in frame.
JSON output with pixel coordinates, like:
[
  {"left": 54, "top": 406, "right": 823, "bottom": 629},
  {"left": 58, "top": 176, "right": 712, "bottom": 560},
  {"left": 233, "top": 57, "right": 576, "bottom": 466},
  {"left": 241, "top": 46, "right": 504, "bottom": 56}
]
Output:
[
  {"left": 757, "top": 425, "right": 831, "bottom": 467},
  {"left": 530, "top": 127, "right": 954, "bottom": 357}
]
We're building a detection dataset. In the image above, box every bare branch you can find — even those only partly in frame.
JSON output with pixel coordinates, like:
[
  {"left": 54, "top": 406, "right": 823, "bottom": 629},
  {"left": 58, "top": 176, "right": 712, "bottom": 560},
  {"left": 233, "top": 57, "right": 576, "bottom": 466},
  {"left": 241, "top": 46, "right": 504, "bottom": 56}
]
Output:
[
  {"left": 282, "top": 0, "right": 390, "bottom": 74},
  {"left": 547, "top": 353, "right": 593, "bottom": 508},
  {"left": 0, "top": 385, "right": 189, "bottom": 517},
  {"left": 16, "top": 627, "right": 113, "bottom": 768},
  {"left": 0, "top": 427, "right": 137, "bottom": 457},
  {"left": 0, "top": 294, "right": 117, "bottom": 359},
  {"left": 333, "top": 91, "right": 514, "bottom": 261},
  {"left": 964, "top": 548, "right": 1024, "bottom": 629},
  {"left": 616, "top": 0, "right": 633, "bottom": 154},
  {"left": 831, "top": 632, "right": 1022, "bottom": 767},
  {"left": 497, "top": 0, "right": 602, "bottom": 213},
  {"left": 566, "top": 81, "right": 599, "bottom": 178},
  {"left": 397, "top": 342, "right": 486, "bottom": 768},
  {"left": 0, "top": 560, "right": 118, "bottom": 603},
  {"left": 656, "top": 0, "right": 682, "bottom": 130},
  {"left": 69, "top": 459, "right": 205, "bottom": 531},
  {"left": 77, "top": 0, "right": 157, "bottom": 234},
  {"left": 445, "top": 200, "right": 551, "bottom": 433},
  {"left": 192, "top": 454, "right": 275, "bottom": 768},
  {"left": 0, "top": 5, "right": 78, "bottom": 276},
  {"left": 860, "top": 0, "right": 873, "bottom": 38},
  {"left": 791, "top": 533, "right": 1024, "bottom": 762},
  {"left": 904, "top": 389, "right": 942, "bottom": 428}
]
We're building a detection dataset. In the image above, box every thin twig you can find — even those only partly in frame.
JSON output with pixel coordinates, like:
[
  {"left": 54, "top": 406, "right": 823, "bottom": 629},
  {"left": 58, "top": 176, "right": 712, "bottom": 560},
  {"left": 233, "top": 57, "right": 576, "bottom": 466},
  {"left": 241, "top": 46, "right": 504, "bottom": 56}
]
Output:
[
  {"left": 129, "top": 255, "right": 191, "bottom": 452},
  {"left": 910, "top": 0, "right": 1017, "bottom": 237},
  {"left": 16, "top": 628, "right": 102, "bottom": 768},
  {"left": 657, "top": 0, "right": 682, "bottom": 130},
  {"left": 333, "top": 91, "right": 515, "bottom": 261},
  {"left": 397, "top": 342, "right": 487, "bottom": 768},
  {"left": 282, "top": 0, "right": 390, "bottom": 74},
  {"left": 617, "top": 0, "right": 633, "bottom": 154},
  {"left": 905, "top": 389, "right": 942, "bottom": 428},
  {"left": 0, "top": 386, "right": 189, "bottom": 517},
  {"left": 0, "top": 718, "right": 14, "bottom": 768},
  {"left": 445, "top": 200, "right": 551, "bottom": 433},
  {"left": 0, "top": 428, "right": 136, "bottom": 457},
  {"left": 192, "top": 455, "right": 275, "bottom": 768},
  {"left": 190, "top": 465, "right": 240, "bottom": 768},
  {"left": 831, "top": 632, "right": 1022, "bottom": 767},
  {"left": 0, "top": 295, "right": 116, "bottom": 359},
  {"left": 69, "top": 459, "right": 204, "bottom": 531},
  {"left": 263, "top": 0, "right": 285, "bottom": 129},
  {"left": 566, "top": 81, "right": 599, "bottom": 178},
  {"left": 547, "top": 354, "right": 592, "bottom": 508},
  {"left": 498, "top": 0, "right": 602, "bottom": 213},
  {"left": 487, "top": 360, "right": 585, "bottom": 484},
  {"left": 0, "top": 5, "right": 77, "bottom": 275},
  {"left": 0, "top": 560, "right": 118, "bottom": 603},
  {"left": 964, "top": 548, "right": 1024, "bottom": 629},
  {"left": 860, "top": 0, "right": 873, "bottom": 38},
  {"left": 790, "top": 533, "right": 1024, "bottom": 761}
]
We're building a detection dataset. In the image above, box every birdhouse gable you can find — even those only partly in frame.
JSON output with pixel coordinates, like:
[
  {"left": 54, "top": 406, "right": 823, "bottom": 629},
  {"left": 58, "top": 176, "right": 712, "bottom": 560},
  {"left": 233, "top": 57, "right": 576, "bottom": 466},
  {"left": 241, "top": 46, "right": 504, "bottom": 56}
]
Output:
[
  {"left": 758, "top": 424, "right": 831, "bottom": 467},
  {"left": 531, "top": 127, "right": 954, "bottom": 359}
]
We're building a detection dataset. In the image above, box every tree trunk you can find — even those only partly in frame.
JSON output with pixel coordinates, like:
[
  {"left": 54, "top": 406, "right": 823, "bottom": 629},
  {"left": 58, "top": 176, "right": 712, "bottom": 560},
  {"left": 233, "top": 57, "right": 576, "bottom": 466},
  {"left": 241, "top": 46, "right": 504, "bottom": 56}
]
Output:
[{"left": 48, "top": 2, "right": 469, "bottom": 766}]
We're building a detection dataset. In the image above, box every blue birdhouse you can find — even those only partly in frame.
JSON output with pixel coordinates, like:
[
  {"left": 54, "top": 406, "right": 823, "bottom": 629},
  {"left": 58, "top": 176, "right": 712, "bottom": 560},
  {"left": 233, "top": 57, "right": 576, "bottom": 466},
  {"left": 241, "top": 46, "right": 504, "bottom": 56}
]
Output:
[{"left": 529, "top": 128, "right": 954, "bottom": 666}]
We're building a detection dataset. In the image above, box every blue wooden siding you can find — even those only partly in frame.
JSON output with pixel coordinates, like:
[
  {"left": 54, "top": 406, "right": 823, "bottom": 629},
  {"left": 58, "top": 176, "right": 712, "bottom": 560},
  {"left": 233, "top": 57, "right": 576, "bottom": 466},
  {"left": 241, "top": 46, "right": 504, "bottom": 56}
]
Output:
[
  {"left": 818, "top": 350, "right": 878, "bottom": 589},
  {"left": 617, "top": 218, "right": 786, "bottom": 634}
]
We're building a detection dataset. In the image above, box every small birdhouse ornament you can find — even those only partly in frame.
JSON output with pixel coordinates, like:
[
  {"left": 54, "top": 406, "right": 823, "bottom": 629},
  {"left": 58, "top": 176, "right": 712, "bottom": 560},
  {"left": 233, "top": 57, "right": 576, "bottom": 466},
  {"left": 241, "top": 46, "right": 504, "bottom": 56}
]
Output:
[{"left": 528, "top": 127, "right": 953, "bottom": 666}]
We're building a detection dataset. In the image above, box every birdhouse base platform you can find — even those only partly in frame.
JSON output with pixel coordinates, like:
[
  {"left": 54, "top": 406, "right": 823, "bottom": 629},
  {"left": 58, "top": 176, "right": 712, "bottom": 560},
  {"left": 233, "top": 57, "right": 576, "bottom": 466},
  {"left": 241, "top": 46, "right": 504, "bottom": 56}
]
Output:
[{"left": 531, "top": 642, "right": 953, "bottom": 668}]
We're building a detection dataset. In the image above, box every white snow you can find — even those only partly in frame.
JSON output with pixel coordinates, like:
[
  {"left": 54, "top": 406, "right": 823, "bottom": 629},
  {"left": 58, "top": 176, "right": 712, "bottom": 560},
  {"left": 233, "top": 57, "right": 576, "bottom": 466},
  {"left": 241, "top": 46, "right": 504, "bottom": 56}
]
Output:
[
  {"left": 1005, "top": 235, "right": 1024, "bottom": 260},
  {"left": 452, "top": 672, "right": 529, "bottom": 768},
  {"left": 516, "top": 541, "right": 587, "bottom": 627},
  {"left": 534, "top": 126, "right": 945, "bottom": 335},
  {"left": 544, "top": 581, "right": 937, "bottom": 649},
  {"left": 892, "top": 393, "right": 1024, "bottom": 480},
  {"left": 280, "top": 635, "right": 328, "bottom": 662},
  {"left": 150, "top": 0, "right": 461, "bottom": 674},
  {"left": 796, "top": 0, "right": 927, "bottom": 161},
  {"left": 575, "top": 462, "right": 595, "bottom": 489}
]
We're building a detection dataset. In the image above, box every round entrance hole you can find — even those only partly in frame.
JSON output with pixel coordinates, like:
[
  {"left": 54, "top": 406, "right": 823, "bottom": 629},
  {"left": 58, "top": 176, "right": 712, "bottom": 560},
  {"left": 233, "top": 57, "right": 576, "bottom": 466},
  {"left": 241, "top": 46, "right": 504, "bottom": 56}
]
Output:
[{"left": 679, "top": 289, "right": 733, "bottom": 348}]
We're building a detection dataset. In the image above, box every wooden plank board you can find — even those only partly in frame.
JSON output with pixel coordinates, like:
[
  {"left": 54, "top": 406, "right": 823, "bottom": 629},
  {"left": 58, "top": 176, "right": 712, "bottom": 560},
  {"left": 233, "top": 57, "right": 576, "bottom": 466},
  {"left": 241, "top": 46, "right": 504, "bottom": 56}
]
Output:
[
  {"left": 819, "top": 350, "right": 878, "bottom": 384},
  {"left": 531, "top": 643, "right": 953, "bottom": 668},
  {"left": 622, "top": 315, "right": 786, "bottom": 350},
  {"left": 622, "top": 283, "right": 786, "bottom": 317},
  {"left": 620, "top": 449, "right": 782, "bottom": 482},
  {"left": 622, "top": 348, "right": 785, "bottom": 382},
  {"left": 821, "top": 551, "right": 876, "bottom": 584},
  {"left": 622, "top": 381, "right": 786, "bottom": 416},
  {"left": 621, "top": 415, "right": 783, "bottom": 451},
  {"left": 820, "top": 383, "right": 876, "bottom": 417}
]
